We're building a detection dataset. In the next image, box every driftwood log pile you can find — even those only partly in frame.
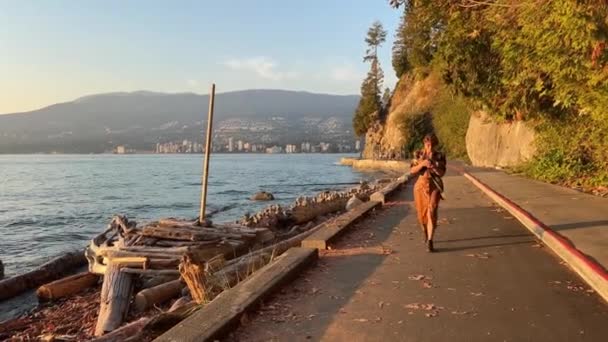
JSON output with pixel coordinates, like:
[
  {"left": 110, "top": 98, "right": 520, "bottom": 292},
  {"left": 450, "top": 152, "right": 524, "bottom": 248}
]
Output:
[
  {"left": 1, "top": 178, "right": 392, "bottom": 340},
  {"left": 239, "top": 181, "right": 379, "bottom": 228},
  {"left": 83, "top": 215, "right": 275, "bottom": 336}
]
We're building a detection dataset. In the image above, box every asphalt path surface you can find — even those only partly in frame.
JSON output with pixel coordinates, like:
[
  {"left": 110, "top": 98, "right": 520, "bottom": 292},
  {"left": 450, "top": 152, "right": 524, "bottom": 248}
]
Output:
[{"left": 227, "top": 170, "right": 608, "bottom": 342}]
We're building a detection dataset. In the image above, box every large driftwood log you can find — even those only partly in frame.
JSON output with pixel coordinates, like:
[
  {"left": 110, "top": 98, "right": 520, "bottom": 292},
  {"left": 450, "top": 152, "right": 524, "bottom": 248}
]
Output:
[
  {"left": 141, "top": 226, "right": 208, "bottom": 241},
  {"left": 154, "top": 239, "right": 220, "bottom": 247},
  {"left": 0, "top": 259, "right": 4, "bottom": 279},
  {"left": 36, "top": 272, "right": 99, "bottom": 301},
  {"left": 0, "top": 251, "right": 86, "bottom": 301},
  {"left": 134, "top": 279, "right": 184, "bottom": 312},
  {"left": 95, "top": 263, "right": 134, "bottom": 336},
  {"left": 121, "top": 268, "right": 180, "bottom": 276}
]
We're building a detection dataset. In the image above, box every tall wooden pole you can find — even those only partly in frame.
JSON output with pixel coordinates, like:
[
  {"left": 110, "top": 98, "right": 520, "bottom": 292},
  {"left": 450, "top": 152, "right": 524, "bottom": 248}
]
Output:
[{"left": 198, "top": 84, "right": 215, "bottom": 225}]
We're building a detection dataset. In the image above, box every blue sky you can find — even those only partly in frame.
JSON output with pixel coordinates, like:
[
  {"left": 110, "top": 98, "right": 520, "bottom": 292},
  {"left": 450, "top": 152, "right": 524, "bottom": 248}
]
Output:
[{"left": 0, "top": 0, "right": 400, "bottom": 114}]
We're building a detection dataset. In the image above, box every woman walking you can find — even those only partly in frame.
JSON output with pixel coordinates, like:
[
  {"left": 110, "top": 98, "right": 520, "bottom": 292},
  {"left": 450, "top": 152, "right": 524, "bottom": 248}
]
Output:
[{"left": 410, "top": 134, "right": 447, "bottom": 252}]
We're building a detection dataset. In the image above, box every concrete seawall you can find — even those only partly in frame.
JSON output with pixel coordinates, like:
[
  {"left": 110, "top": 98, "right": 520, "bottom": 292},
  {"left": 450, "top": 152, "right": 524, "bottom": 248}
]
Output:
[{"left": 340, "top": 158, "right": 409, "bottom": 174}]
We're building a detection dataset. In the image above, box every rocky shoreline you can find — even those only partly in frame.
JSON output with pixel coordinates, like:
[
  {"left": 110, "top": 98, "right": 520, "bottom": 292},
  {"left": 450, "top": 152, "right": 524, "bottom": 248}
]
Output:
[{"left": 0, "top": 177, "right": 390, "bottom": 341}]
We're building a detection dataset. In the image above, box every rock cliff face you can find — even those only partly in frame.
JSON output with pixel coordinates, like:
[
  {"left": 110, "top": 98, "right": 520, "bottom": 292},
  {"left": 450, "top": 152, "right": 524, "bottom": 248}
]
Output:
[
  {"left": 362, "top": 74, "right": 537, "bottom": 168},
  {"left": 362, "top": 74, "right": 441, "bottom": 160},
  {"left": 465, "top": 111, "right": 536, "bottom": 168}
]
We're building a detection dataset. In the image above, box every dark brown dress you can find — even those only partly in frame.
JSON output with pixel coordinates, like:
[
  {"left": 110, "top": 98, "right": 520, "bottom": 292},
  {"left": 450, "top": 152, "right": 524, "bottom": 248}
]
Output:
[{"left": 411, "top": 149, "right": 447, "bottom": 229}]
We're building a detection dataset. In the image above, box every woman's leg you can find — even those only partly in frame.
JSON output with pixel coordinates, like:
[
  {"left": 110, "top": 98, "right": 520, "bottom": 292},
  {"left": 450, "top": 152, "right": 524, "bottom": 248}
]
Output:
[
  {"left": 414, "top": 182, "right": 429, "bottom": 242},
  {"left": 426, "top": 190, "right": 440, "bottom": 251}
]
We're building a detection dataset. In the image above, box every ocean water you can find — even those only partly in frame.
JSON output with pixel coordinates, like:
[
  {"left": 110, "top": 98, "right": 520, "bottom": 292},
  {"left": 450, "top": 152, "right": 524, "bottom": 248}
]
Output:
[{"left": 0, "top": 153, "right": 378, "bottom": 278}]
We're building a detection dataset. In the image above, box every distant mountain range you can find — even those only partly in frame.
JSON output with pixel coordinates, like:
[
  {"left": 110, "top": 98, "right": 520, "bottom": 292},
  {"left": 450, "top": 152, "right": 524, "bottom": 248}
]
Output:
[{"left": 0, "top": 90, "right": 359, "bottom": 153}]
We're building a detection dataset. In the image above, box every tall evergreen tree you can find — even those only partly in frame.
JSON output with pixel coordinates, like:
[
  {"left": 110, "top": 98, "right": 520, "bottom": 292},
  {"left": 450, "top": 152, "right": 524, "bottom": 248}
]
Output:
[
  {"left": 382, "top": 87, "right": 392, "bottom": 109},
  {"left": 353, "top": 21, "right": 387, "bottom": 136},
  {"left": 392, "top": 9, "right": 411, "bottom": 77}
]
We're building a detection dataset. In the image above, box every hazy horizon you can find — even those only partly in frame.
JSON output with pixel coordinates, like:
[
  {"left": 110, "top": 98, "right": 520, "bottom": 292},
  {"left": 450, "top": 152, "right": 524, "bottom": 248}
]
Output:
[
  {"left": 0, "top": 87, "right": 361, "bottom": 115},
  {"left": 0, "top": 1, "right": 399, "bottom": 114}
]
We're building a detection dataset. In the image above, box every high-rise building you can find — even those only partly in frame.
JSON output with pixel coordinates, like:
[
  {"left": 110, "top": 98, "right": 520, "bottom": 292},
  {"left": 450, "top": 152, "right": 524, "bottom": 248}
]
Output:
[
  {"left": 285, "top": 144, "right": 297, "bottom": 153},
  {"left": 228, "top": 137, "right": 234, "bottom": 152},
  {"left": 355, "top": 140, "right": 361, "bottom": 151},
  {"left": 238, "top": 140, "right": 244, "bottom": 151}
]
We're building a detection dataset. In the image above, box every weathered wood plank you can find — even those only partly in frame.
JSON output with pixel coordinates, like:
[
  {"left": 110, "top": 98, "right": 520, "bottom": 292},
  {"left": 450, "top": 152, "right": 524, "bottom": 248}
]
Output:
[{"left": 154, "top": 247, "right": 318, "bottom": 342}]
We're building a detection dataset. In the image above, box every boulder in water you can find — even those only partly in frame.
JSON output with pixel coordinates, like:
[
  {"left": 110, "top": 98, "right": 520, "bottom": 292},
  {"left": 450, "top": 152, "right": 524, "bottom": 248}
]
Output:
[
  {"left": 250, "top": 191, "right": 275, "bottom": 201},
  {"left": 0, "top": 259, "right": 3, "bottom": 279},
  {"left": 346, "top": 195, "right": 364, "bottom": 211}
]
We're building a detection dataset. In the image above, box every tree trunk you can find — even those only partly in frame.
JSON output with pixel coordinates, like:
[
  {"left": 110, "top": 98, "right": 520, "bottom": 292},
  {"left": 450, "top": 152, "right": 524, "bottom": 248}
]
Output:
[
  {"left": 134, "top": 279, "right": 184, "bottom": 313},
  {"left": 36, "top": 272, "right": 99, "bottom": 301},
  {"left": 95, "top": 263, "right": 134, "bottom": 336},
  {"left": 0, "top": 251, "right": 86, "bottom": 300}
]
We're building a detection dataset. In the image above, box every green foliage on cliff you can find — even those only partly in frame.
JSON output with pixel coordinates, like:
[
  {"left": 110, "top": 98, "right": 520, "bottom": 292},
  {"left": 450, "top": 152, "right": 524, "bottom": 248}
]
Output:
[
  {"left": 353, "top": 21, "right": 387, "bottom": 136},
  {"left": 399, "top": 112, "right": 434, "bottom": 155},
  {"left": 389, "top": 0, "right": 608, "bottom": 186},
  {"left": 430, "top": 85, "right": 471, "bottom": 161}
]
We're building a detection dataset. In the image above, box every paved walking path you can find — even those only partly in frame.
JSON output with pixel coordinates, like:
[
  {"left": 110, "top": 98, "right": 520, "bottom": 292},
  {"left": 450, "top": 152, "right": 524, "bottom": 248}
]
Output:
[
  {"left": 460, "top": 162, "right": 608, "bottom": 275},
  {"left": 227, "top": 169, "right": 608, "bottom": 342}
]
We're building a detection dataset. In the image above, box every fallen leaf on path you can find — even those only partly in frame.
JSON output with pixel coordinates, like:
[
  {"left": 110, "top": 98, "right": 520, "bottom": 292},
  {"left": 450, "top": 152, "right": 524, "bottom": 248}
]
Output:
[
  {"left": 378, "top": 301, "right": 385, "bottom": 309},
  {"left": 353, "top": 318, "right": 369, "bottom": 323},
  {"left": 567, "top": 284, "right": 586, "bottom": 292},
  {"left": 425, "top": 312, "right": 438, "bottom": 318},
  {"left": 404, "top": 303, "right": 439, "bottom": 311},
  {"left": 422, "top": 281, "right": 433, "bottom": 289},
  {"left": 531, "top": 243, "right": 543, "bottom": 248},
  {"left": 374, "top": 317, "right": 382, "bottom": 322},
  {"left": 466, "top": 253, "right": 491, "bottom": 259},
  {"left": 311, "top": 287, "right": 320, "bottom": 295},
  {"left": 451, "top": 311, "right": 471, "bottom": 315},
  {"left": 470, "top": 292, "right": 484, "bottom": 297},
  {"left": 408, "top": 275, "right": 426, "bottom": 281}
]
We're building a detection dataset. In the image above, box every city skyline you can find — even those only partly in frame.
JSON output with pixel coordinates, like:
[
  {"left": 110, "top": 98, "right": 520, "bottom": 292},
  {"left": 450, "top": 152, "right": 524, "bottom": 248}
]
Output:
[{"left": 152, "top": 137, "right": 361, "bottom": 154}]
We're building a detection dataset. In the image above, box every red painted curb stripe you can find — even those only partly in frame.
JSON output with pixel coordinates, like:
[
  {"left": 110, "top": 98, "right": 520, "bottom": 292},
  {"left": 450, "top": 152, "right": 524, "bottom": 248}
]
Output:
[{"left": 449, "top": 165, "right": 608, "bottom": 281}]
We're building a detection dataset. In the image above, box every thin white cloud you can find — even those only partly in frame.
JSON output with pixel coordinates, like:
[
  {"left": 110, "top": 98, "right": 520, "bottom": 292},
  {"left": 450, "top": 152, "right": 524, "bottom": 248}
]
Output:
[
  {"left": 330, "top": 64, "right": 364, "bottom": 82},
  {"left": 187, "top": 79, "right": 199, "bottom": 87},
  {"left": 222, "top": 57, "right": 299, "bottom": 81}
]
